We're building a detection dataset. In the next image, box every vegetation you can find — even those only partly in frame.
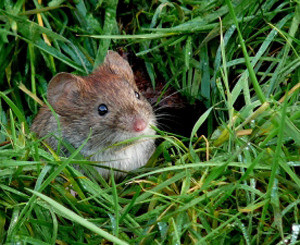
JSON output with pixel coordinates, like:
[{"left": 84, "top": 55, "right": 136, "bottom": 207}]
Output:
[{"left": 0, "top": 0, "right": 300, "bottom": 244}]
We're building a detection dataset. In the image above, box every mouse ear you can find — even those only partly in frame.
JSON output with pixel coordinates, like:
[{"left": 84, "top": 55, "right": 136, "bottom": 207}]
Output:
[
  {"left": 47, "top": 72, "right": 82, "bottom": 110},
  {"left": 103, "top": 50, "right": 136, "bottom": 86}
]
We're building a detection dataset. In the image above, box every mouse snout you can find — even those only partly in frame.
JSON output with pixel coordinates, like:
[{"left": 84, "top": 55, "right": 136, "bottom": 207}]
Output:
[{"left": 133, "top": 118, "right": 147, "bottom": 132}]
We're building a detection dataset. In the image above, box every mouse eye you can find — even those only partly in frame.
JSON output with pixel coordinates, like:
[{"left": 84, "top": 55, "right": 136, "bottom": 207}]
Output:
[
  {"left": 135, "top": 91, "right": 140, "bottom": 99},
  {"left": 98, "top": 104, "right": 108, "bottom": 116}
]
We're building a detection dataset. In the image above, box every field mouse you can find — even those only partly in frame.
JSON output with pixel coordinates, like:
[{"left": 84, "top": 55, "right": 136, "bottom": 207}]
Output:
[{"left": 31, "top": 51, "right": 156, "bottom": 178}]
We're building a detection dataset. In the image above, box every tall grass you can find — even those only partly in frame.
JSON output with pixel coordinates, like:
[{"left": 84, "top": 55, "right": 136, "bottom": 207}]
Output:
[{"left": 0, "top": 0, "right": 300, "bottom": 244}]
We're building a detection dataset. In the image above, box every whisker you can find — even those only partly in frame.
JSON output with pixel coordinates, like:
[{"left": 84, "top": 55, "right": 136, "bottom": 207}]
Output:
[
  {"left": 154, "top": 91, "right": 180, "bottom": 106},
  {"left": 151, "top": 85, "right": 194, "bottom": 107},
  {"left": 154, "top": 112, "right": 173, "bottom": 118},
  {"left": 152, "top": 104, "right": 178, "bottom": 113},
  {"left": 153, "top": 107, "right": 169, "bottom": 114},
  {"left": 155, "top": 117, "right": 180, "bottom": 123},
  {"left": 154, "top": 122, "right": 172, "bottom": 132}
]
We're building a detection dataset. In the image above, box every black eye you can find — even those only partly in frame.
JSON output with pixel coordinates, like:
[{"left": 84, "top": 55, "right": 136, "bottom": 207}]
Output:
[
  {"left": 98, "top": 104, "right": 108, "bottom": 116},
  {"left": 135, "top": 91, "right": 140, "bottom": 99}
]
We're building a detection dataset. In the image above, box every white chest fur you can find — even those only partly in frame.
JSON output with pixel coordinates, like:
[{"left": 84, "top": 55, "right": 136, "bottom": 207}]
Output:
[{"left": 87, "top": 138, "right": 155, "bottom": 178}]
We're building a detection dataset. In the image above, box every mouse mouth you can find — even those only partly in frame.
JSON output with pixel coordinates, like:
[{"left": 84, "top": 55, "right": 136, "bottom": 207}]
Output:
[{"left": 115, "top": 124, "right": 156, "bottom": 143}]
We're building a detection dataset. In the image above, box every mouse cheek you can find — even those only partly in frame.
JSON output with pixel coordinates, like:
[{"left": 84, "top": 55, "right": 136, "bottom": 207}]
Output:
[{"left": 133, "top": 118, "right": 147, "bottom": 132}]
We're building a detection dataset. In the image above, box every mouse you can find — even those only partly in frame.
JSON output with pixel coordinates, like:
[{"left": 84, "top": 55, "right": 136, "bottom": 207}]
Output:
[{"left": 31, "top": 50, "right": 156, "bottom": 179}]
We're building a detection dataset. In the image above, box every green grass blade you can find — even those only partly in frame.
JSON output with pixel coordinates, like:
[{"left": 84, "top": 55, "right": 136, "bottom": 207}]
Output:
[
  {"left": 0, "top": 91, "right": 28, "bottom": 132},
  {"left": 93, "top": 0, "right": 118, "bottom": 69},
  {"left": 225, "top": 0, "right": 266, "bottom": 103},
  {"left": 26, "top": 189, "right": 129, "bottom": 245}
]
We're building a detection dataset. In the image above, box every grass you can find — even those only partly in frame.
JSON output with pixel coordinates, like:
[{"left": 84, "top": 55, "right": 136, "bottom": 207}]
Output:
[{"left": 0, "top": 0, "right": 300, "bottom": 244}]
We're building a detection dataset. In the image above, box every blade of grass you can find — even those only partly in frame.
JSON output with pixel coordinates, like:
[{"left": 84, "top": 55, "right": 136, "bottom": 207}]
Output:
[
  {"left": 11, "top": 130, "right": 92, "bottom": 237},
  {"left": 266, "top": 3, "right": 300, "bottom": 96},
  {"left": 93, "top": 0, "right": 118, "bottom": 69},
  {"left": 111, "top": 170, "right": 119, "bottom": 237},
  {"left": 26, "top": 189, "right": 129, "bottom": 245},
  {"left": 231, "top": 13, "right": 292, "bottom": 104},
  {"left": 225, "top": 0, "right": 266, "bottom": 104},
  {"left": 259, "top": 88, "right": 290, "bottom": 240},
  {"left": 189, "top": 107, "right": 213, "bottom": 161},
  {"left": 0, "top": 9, "right": 89, "bottom": 73},
  {"left": 0, "top": 91, "right": 28, "bottom": 132}
]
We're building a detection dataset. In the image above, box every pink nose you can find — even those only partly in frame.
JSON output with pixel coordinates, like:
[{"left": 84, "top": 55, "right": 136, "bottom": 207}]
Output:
[{"left": 133, "top": 118, "right": 147, "bottom": 132}]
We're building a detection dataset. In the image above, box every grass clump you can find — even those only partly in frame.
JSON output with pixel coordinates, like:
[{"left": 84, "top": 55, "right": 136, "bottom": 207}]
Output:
[{"left": 0, "top": 0, "right": 300, "bottom": 244}]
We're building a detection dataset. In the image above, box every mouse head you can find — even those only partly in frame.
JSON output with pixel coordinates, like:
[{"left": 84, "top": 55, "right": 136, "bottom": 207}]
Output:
[{"left": 46, "top": 51, "right": 156, "bottom": 149}]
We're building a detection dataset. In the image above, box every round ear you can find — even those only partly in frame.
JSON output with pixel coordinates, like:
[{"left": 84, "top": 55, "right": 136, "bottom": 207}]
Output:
[
  {"left": 103, "top": 50, "right": 136, "bottom": 86},
  {"left": 47, "top": 72, "right": 82, "bottom": 110}
]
